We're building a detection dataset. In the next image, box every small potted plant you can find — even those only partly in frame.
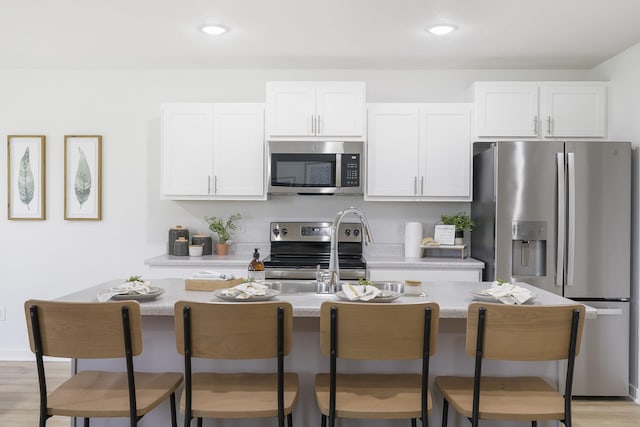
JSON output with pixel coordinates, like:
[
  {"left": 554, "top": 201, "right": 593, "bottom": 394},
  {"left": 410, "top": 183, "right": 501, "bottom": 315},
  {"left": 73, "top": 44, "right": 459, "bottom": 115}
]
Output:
[
  {"left": 204, "top": 213, "right": 241, "bottom": 255},
  {"left": 440, "top": 212, "right": 475, "bottom": 245}
]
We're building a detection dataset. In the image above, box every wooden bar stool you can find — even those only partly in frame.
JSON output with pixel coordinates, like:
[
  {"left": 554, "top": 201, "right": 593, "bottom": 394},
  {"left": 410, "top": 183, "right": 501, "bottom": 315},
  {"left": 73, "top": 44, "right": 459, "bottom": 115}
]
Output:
[
  {"left": 174, "top": 300, "right": 299, "bottom": 427},
  {"left": 24, "top": 299, "right": 183, "bottom": 427},
  {"left": 315, "top": 301, "right": 440, "bottom": 427},
  {"left": 435, "top": 302, "right": 585, "bottom": 427}
]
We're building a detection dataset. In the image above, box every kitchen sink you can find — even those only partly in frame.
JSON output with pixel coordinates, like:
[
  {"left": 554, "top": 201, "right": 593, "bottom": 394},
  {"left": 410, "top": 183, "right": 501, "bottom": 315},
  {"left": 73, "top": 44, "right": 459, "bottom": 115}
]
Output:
[{"left": 268, "top": 280, "right": 404, "bottom": 295}]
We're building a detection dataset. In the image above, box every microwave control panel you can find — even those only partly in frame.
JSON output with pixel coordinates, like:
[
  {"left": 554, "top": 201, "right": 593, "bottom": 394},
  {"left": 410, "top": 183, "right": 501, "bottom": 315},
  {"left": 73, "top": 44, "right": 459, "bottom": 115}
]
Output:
[{"left": 341, "top": 154, "right": 360, "bottom": 187}]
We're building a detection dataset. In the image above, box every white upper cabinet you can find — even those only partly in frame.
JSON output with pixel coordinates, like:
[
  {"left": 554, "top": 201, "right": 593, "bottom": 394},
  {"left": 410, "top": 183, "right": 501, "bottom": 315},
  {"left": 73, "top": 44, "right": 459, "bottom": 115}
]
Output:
[
  {"left": 212, "top": 104, "right": 265, "bottom": 197},
  {"left": 266, "top": 81, "right": 365, "bottom": 139},
  {"left": 420, "top": 104, "right": 472, "bottom": 198},
  {"left": 366, "top": 103, "right": 472, "bottom": 202},
  {"left": 540, "top": 84, "right": 606, "bottom": 137},
  {"left": 366, "top": 104, "right": 420, "bottom": 197},
  {"left": 471, "top": 82, "right": 607, "bottom": 139},
  {"left": 162, "top": 103, "right": 214, "bottom": 197},
  {"left": 161, "top": 103, "right": 265, "bottom": 200}
]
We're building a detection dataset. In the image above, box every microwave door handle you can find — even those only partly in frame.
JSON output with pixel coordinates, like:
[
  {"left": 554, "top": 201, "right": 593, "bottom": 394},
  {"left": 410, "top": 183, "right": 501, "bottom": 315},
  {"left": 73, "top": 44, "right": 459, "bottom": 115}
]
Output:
[{"left": 556, "top": 153, "right": 565, "bottom": 288}]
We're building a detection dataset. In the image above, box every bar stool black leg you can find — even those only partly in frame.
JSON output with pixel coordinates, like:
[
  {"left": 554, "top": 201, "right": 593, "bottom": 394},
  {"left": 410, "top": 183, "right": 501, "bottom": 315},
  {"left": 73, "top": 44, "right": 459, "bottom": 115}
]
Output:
[
  {"left": 411, "top": 418, "right": 417, "bottom": 427},
  {"left": 442, "top": 399, "right": 449, "bottom": 427},
  {"left": 84, "top": 417, "right": 90, "bottom": 427}
]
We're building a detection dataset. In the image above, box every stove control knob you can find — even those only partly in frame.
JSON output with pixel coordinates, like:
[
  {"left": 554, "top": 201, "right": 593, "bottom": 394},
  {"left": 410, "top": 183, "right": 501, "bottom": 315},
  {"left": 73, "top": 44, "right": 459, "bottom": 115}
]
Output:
[
  {"left": 345, "top": 229, "right": 351, "bottom": 236},
  {"left": 272, "top": 229, "right": 280, "bottom": 237},
  {"left": 281, "top": 228, "right": 288, "bottom": 236},
  {"left": 353, "top": 229, "right": 360, "bottom": 237}
]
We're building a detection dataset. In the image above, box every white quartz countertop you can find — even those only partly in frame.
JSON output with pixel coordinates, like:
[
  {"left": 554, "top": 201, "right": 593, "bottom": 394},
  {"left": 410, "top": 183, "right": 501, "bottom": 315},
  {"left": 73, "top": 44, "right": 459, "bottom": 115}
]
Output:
[
  {"left": 57, "top": 278, "right": 595, "bottom": 319},
  {"left": 144, "top": 254, "right": 485, "bottom": 270}
]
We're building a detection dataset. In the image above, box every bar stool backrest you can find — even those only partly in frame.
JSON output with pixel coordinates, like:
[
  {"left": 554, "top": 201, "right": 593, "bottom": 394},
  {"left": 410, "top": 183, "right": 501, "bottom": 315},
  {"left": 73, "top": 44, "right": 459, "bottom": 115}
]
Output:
[
  {"left": 319, "top": 301, "right": 440, "bottom": 360},
  {"left": 465, "top": 302, "right": 585, "bottom": 361},
  {"left": 174, "top": 301, "right": 293, "bottom": 359},
  {"left": 24, "top": 299, "right": 143, "bottom": 359}
]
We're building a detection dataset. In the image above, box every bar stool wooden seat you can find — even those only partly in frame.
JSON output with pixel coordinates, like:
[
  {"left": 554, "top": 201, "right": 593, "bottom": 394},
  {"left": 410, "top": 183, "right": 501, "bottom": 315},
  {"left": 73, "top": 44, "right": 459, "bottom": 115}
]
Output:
[
  {"left": 24, "top": 299, "right": 183, "bottom": 427},
  {"left": 435, "top": 302, "right": 585, "bottom": 427},
  {"left": 174, "top": 300, "right": 298, "bottom": 427},
  {"left": 315, "top": 301, "right": 440, "bottom": 427}
]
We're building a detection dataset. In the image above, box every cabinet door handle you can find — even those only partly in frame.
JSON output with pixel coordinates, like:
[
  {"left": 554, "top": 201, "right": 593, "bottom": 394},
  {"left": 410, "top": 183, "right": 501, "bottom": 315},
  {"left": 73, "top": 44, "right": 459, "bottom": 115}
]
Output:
[
  {"left": 214, "top": 176, "right": 218, "bottom": 194},
  {"left": 547, "top": 116, "right": 552, "bottom": 135},
  {"left": 207, "top": 175, "right": 211, "bottom": 194},
  {"left": 414, "top": 176, "right": 418, "bottom": 195},
  {"left": 316, "top": 115, "right": 321, "bottom": 135},
  {"left": 533, "top": 116, "right": 538, "bottom": 135},
  {"left": 420, "top": 176, "right": 424, "bottom": 195},
  {"left": 311, "top": 115, "right": 315, "bottom": 135}
]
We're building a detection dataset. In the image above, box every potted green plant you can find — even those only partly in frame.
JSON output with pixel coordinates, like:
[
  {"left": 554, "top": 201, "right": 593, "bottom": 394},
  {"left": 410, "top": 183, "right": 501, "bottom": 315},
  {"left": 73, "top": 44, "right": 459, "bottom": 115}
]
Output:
[
  {"left": 440, "top": 212, "right": 475, "bottom": 245},
  {"left": 204, "top": 213, "right": 241, "bottom": 255}
]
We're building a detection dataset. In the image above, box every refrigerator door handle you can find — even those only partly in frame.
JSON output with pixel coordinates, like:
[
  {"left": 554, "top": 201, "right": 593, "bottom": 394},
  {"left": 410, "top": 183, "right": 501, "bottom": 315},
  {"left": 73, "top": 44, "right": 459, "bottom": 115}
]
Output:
[
  {"left": 556, "top": 153, "right": 565, "bottom": 288},
  {"left": 567, "top": 152, "right": 576, "bottom": 287}
]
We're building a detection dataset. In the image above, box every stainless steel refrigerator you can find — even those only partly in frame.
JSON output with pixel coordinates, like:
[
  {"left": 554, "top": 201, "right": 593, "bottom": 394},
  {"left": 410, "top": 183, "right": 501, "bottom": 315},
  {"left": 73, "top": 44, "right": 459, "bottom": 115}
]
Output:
[{"left": 471, "top": 140, "right": 631, "bottom": 396}]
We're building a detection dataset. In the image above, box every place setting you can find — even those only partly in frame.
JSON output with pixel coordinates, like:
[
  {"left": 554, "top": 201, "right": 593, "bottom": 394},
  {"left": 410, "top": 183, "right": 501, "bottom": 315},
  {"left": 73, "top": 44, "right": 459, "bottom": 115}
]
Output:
[
  {"left": 97, "top": 276, "right": 165, "bottom": 302},
  {"left": 471, "top": 280, "right": 536, "bottom": 305},
  {"left": 334, "top": 280, "right": 401, "bottom": 303},
  {"left": 213, "top": 281, "right": 280, "bottom": 302}
]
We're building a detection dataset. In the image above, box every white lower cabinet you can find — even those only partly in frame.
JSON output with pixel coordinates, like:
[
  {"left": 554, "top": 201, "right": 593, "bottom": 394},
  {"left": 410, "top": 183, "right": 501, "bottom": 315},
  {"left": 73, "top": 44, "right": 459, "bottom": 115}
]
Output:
[
  {"left": 161, "top": 103, "right": 265, "bottom": 200},
  {"left": 369, "top": 268, "right": 481, "bottom": 283},
  {"left": 366, "top": 103, "right": 472, "bottom": 201}
]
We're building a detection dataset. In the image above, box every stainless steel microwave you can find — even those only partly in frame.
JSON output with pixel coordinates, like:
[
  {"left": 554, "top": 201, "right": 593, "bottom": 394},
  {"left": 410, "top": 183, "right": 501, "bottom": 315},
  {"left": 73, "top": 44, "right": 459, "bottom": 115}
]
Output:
[{"left": 268, "top": 141, "right": 363, "bottom": 195}]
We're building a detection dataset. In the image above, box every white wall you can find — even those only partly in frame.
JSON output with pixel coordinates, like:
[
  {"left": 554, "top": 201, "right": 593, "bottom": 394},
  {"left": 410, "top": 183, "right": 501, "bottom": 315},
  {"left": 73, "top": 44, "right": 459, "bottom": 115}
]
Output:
[
  {"left": 592, "top": 42, "right": 640, "bottom": 401},
  {"left": 0, "top": 68, "right": 592, "bottom": 359}
]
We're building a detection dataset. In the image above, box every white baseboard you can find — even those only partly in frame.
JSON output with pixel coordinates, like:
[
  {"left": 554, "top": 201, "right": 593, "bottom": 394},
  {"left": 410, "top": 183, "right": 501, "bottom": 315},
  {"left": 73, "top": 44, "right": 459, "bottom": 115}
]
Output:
[
  {"left": 630, "top": 384, "right": 639, "bottom": 403},
  {"left": 0, "top": 348, "right": 35, "bottom": 361},
  {"left": 0, "top": 349, "right": 67, "bottom": 362}
]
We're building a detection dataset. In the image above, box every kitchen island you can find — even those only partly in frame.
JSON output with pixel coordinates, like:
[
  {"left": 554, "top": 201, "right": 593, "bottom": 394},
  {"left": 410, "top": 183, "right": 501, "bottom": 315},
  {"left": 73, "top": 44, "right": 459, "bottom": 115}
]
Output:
[{"left": 58, "top": 279, "right": 594, "bottom": 427}]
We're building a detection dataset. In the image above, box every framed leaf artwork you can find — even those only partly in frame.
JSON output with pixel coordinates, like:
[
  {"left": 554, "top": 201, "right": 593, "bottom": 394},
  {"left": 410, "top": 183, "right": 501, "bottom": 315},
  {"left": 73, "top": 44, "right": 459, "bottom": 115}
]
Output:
[
  {"left": 64, "top": 135, "right": 102, "bottom": 220},
  {"left": 7, "top": 135, "right": 46, "bottom": 220}
]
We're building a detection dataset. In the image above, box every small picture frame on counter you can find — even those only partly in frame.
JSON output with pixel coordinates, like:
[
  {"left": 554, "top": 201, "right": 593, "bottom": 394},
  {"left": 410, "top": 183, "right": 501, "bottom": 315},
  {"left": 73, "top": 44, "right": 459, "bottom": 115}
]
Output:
[
  {"left": 64, "top": 135, "right": 102, "bottom": 220},
  {"left": 434, "top": 224, "right": 455, "bottom": 245}
]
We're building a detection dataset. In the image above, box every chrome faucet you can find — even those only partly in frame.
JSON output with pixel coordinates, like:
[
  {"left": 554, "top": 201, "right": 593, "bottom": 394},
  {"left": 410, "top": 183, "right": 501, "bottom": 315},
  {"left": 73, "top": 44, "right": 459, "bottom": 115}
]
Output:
[{"left": 327, "top": 207, "right": 373, "bottom": 293}]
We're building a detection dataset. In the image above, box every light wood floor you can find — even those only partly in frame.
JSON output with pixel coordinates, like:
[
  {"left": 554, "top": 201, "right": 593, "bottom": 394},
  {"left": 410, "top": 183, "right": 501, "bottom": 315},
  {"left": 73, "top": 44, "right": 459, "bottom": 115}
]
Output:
[{"left": 1, "top": 361, "right": 639, "bottom": 426}]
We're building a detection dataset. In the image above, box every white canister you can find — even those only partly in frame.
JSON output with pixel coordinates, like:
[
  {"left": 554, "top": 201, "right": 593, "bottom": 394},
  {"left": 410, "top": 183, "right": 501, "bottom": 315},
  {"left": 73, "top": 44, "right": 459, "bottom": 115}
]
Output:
[{"left": 404, "top": 222, "right": 423, "bottom": 258}]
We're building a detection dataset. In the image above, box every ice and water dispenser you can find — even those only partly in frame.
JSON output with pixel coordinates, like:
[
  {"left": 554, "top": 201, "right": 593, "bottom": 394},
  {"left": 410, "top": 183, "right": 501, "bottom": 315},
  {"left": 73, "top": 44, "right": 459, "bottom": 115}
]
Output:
[{"left": 511, "top": 221, "right": 547, "bottom": 277}]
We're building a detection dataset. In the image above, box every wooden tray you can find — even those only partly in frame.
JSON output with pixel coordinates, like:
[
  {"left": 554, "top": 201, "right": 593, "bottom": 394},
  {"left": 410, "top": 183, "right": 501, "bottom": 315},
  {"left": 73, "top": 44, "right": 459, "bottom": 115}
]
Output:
[{"left": 184, "top": 278, "right": 244, "bottom": 291}]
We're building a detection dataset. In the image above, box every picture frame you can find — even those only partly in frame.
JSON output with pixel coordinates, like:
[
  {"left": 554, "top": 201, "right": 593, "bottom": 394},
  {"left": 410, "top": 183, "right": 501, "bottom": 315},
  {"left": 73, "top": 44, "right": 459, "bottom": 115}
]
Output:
[
  {"left": 7, "top": 135, "right": 46, "bottom": 220},
  {"left": 434, "top": 224, "right": 456, "bottom": 245},
  {"left": 64, "top": 135, "right": 102, "bottom": 220}
]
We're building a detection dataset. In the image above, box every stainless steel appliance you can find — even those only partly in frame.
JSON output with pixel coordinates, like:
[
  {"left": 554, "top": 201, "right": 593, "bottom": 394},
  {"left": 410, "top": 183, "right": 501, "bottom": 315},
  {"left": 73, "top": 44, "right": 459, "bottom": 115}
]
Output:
[
  {"left": 264, "top": 221, "right": 366, "bottom": 280},
  {"left": 268, "top": 141, "right": 363, "bottom": 195},
  {"left": 471, "top": 140, "right": 631, "bottom": 396}
]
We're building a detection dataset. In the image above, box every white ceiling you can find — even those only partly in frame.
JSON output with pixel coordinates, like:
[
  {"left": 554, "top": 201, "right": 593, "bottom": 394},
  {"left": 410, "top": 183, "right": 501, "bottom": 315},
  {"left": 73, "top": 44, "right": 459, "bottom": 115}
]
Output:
[{"left": 3, "top": 0, "right": 640, "bottom": 70}]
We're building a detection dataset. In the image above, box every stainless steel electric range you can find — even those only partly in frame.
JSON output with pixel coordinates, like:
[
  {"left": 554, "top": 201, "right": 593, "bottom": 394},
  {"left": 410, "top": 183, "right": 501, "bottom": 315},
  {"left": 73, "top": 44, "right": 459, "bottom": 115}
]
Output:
[{"left": 263, "top": 221, "right": 366, "bottom": 280}]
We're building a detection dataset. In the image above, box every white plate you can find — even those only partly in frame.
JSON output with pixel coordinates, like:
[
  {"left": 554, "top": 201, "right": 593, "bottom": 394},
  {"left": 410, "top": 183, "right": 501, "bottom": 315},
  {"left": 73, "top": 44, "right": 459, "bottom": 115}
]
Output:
[
  {"left": 470, "top": 291, "right": 536, "bottom": 304},
  {"left": 213, "top": 288, "right": 280, "bottom": 302},
  {"left": 111, "top": 287, "right": 165, "bottom": 301},
  {"left": 335, "top": 290, "right": 400, "bottom": 303}
]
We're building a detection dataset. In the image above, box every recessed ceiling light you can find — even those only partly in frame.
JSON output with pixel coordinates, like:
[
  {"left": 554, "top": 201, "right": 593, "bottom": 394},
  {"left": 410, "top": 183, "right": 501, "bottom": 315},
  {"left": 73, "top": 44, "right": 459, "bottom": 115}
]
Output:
[
  {"left": 199, "top": 24, "right": 229, "bottom": 36},
  {"left": 427, "top": 24, "right": 457, "bottom": 35}
]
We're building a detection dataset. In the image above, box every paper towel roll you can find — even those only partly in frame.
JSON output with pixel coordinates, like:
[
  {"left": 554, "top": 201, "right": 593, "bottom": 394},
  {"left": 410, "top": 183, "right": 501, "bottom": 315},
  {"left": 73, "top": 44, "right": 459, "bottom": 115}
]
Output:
[{"left": 404, "top": 222, "right": 423, "bottom": 258}]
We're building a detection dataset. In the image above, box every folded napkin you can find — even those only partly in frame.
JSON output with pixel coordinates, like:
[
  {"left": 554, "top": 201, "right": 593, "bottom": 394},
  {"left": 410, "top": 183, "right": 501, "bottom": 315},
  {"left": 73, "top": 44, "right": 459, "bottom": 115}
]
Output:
[
  {"left": 97, "top": 281, "right": 152, "bottom": 302},
  {"left": 341, "top": 284, "right": 381, "bottom": 301},
  {"left": 221, "top": 282, "right": 268, "bottom": 300},
  {"left": 191, "top": 271, "right": 236, "bottom": 280},
  {"left": 480, "top": 281, "right": 533, "bottom": 305}
]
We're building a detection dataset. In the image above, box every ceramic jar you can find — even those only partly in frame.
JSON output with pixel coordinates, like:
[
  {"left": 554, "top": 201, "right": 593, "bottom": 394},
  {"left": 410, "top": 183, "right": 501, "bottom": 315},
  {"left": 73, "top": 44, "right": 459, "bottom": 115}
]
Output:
[{"left": 168, "top": 226, "right": 189, "bottom": 255}]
